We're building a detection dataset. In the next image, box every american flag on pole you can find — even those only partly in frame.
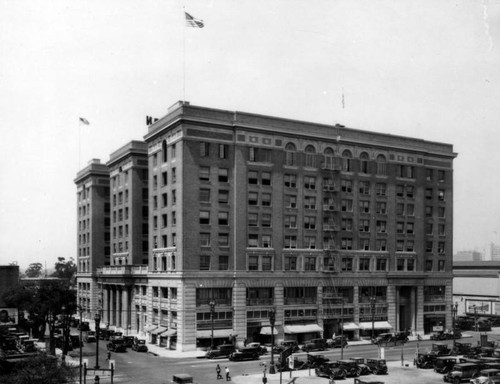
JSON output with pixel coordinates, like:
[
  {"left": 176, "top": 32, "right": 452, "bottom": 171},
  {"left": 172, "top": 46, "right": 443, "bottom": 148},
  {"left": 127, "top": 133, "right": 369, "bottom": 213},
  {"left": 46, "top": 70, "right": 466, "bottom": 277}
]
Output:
[
  {"left": 185, "top": 12, "right": 204, "bottom": 28},
  {"left": 79, "top": 117, "right": 90, "bottom": 125}
]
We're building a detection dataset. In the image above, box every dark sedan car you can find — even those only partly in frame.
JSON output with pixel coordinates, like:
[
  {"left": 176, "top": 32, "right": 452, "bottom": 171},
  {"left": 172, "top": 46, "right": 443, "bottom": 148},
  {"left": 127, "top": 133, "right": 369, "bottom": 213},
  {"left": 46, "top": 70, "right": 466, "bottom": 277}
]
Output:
[
  {"left": 107, "top": 339, "right": 127, "bottom": 352},
  {"left": 315, "top": 362, "right": 347, "bottom": 381},
  {"left": 349, "top": 357, "right": 372, "bottom": 375},
  {"left": 131, "top": 338, "right": 148, "bottom": 352},
  {"left": 366, "top": 358, "right": 388, "bottom": 375},
  {"left": 228, "top": 348, "right": 259, "bottom": 361}
]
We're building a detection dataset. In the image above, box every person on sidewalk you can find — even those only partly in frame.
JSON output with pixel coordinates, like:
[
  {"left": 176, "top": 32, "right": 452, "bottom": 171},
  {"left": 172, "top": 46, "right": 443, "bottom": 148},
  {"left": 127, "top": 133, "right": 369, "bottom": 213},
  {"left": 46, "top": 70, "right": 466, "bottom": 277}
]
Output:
[
  {"left": 216, "top": 364, "right": 222, "bottom": 380},
  {"left": 225, "top": 366, "right": 231, "bottom": 381},
  {"left": 106, "top": 351, "right": 111, "bottom": 361}
]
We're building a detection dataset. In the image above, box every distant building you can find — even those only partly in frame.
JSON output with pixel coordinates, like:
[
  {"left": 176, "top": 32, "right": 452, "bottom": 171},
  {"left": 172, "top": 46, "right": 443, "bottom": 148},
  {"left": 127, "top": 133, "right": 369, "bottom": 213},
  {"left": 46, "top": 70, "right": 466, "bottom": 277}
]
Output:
[
  {"left": 454, "top": 250, "right": 483, "bottom": 262},
  {"left": 490, "top": 243, "right": 500, "bottom": 261},
  {"left": 0, "top": 265, "right": 19, "bottom": 307},
  {"left": 77, "top": 101, "right": 457, "bottom": 351}
]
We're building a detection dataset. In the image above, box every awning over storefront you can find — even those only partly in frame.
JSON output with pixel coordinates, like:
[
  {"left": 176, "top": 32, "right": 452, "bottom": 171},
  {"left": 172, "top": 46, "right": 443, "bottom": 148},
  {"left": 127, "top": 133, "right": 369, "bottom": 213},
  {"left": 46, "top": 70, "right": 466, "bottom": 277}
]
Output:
[
  {"left": 160, "top": 329, "right": 177, "bottom": 337},
  {"left": 151, "top": 326, "right": 167, "bottom": 335},
  {"left": 144, "top": 325, "right": 158, "bottom": 332},
  {"left": 342, "top": 322, "right": 360, "bottom": 331},
  {"left": 260, "top": 326, "right": 278, "bottom": 335},
  {"left": 358, "top": 321, "right": 393, "bottom": 330},
  {"left": 284, "top": 324, "right": 322, "bottom": 334},
  {"left": 196, "top": 329, "right": 233, "bottom": 339}
]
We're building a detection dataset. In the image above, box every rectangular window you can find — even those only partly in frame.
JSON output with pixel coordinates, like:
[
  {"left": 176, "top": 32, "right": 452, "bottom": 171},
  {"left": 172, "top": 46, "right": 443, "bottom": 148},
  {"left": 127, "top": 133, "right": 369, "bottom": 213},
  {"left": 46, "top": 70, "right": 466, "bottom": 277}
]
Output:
[
  {"left": 248, "top": 234, "right": 259, "bottom": 248},
  {"left": 200, "top": 142, "right": 210, "bottom": 157},
  {"left": 341, "top": 179, "right": 353, "bottom": 193},
  {"left": 396, "top": 203, "right": 404, "bottom": 216},
  {"left": 376, "top": 220, "right": 387, "bottom": 233},
  {"left": 199, "top": 256, "right": 210, "bottom": 271},
  {"left": 406, "top": 240, "right": 414, "bottom": 252},
  {"left": 304, "top": 176, "right": 316, "bottom": 190},
  {"left": 219, "top": 190, "right": 229, "bottom": 204},
  {"left": 438, "top": 224, "right": 445, "bottom": 236},
  {"left": 407, "top": 204, "right": 415, "bottom": 216},
  {"left": 426, "top": 222, "right": 433, "bottom": 235},
  {"left": 438, "top": 206, "right": 445, "bottom": 218},
  {"left": 426, "top": 206, "right": 433, "bottom": 217},
  {"left": 219, "top": 144, "right": 227, "bottom": 159},
  {"left": 376, "top": 258, "right": 387, "bottom": 271},
  {"left": 341, "top": 238, "right": 352, "bottom": 250},
  {"left": 438, "top": 189, "right": 445, "bottom": 201},
  {"left": 171, "top": 167, "right": 176, "bottom": 183},
  {"left": 359, "top": 181, "right": 370, "bottom": 195},
  {"left": 218, "top": 233, "right": 229, "bottom": 247},
  {"left": 261, "top": 213, "right": 272, "bottom": 227},
  {"left": 396, "top": 222, "right": 404, "bottom": 234},
  {"left": 438, "top": 170, "right": 445, "bottom": 182},
  {"left": 407, "top": 259, "right": 415, "bottom": 271},
  {"left": 172, "top": 211, "right": 176, "bottom": 226},
  {"left": 406, "top": 186, "right": 414, "bottom": 198},
  {"left": 341, "top": 199, "right": 353, "bottom": 212},
  {"left": 248, "top": 255, "right": 259, "bottom": 270},
  {"left": 304, "top": 196, "right": 316, "bottom": 210},
  {"left": 438, "top": 260, "right": 445, "bottom": 272},
  {"left": 249, "top": 147, "right": 256, "bottom": 162},
  {"left": 200, "top": 166, "right": 210, "bottom": 181},
  {"left": 359, "top": 219, "right": 370, "bottom": 232},
  {"left": 285, "top": 256, "right": 297, "bottom": 271},
  {"left": 426, "top": 240, "right": 433, "bottom": 253},
  {"left": 162, "top": 214, "right": 168, "bottom": 228},
  {"left": 396, "top": 240, "right": 404, "bottom": 252},
  {"left": 304, "top": 257, "right": 316, "bottom": 271},
  {"left": 285, "top": 215, "right": 297, "bottom": 228},
  {"left": 375, "top": 183, "right": 386, "bottom": 196},
  {"left": 219, "top": 255, "right": 229, "bottom": 270},
  {"left": 200, "top": 233, "right": 210, "bottom": 247},
  {"left": 261, "top": 235, "right": 272, "bottom": 248},
  {"left": 248, "top": 192, "right": 258, "bottom": 206},
  {"left": 218, "top": 168, "right": 228, "bottom": 182},
  {"left": 261, "top": 193, "right": 272, "bottom": 206},
  {"left": 218, "top": 212, "right": 229, "bottom": 226},
  {"left": 261, "top": 172, "right": 271, "bottom": 186},
  {"left": 396, "top": 185, "right": 404, "bottom": 197},
  {"left": 426, "top": 169, "right": 433, "bottom": 181},
  {"left": 341, "top": 257, "right": 353, "bottom": 271},
  {"left": 304, "top": 216, "right": 316, "bottom": 230},
  {"left": 425, "top": 188, "right": 433, "bottom": 200},
  {"left": 438, "top": 241, "right": 445, "bottom": 254},
  {"left": 248, "top": 213, "right": 258, "bottom": 227},
  {"left": 359, "top": 200, "right": 370, "bottom": 213},
  {"left": 397, "top": 259, "right": 404, "bottom": 271},
  {"left": 359, "top": 238, "right": 370, "bottom": 250},
  {"left": 285, "top": 235, "right": 297, "bottom": 249},
  {"left": 172, "top": 190, "right": 176, "bottom": 204},
  {"left": 359, "top": 258, "right": 370, "bottom": 271},
  {"left": 262, "top": 256, "right": 272, "bottom": 270},
  {"left": 199, "top": 211, "right": 210, "bottom": 225},
  {"left": 407, "top": 222, "right": 414, "bottom": 234},
  {"left": 305, "top": 236, "right": 316, "bottom": 249},
  {"left": 341, "top": 218, "right": 353, "bottom": 231},
  {"left": 425, "top": 260, "right": 433, "bottom": 272},
  {"left": 284, "top": 174, "right": 297, "bottom": 188},
  {"left": 285, "top": 195, "right": 297, "bottom": 208},
  {"left": 200, "top": 189, "right": 210, "bottom": 202},
  {"left": 376, "top": 202, "right": 387, "bottom": 214},
  {"left": 162, "top": 193, "right": 167, "bottom": 207},
  {"left": 248, "top": 170, "right": 259, "bottom": 184}
]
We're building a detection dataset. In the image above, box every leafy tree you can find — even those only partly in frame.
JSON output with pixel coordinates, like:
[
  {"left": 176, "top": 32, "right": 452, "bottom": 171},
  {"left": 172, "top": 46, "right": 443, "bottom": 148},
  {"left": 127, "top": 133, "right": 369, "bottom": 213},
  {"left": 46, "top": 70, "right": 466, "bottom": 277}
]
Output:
[
  {"left": 51, "top": 257, "right": 77, "bottom": 281},
  {"left": 25, "top": 263, "right": 43, "bottom": 278},
  {"left": 2, "top": 280, "right": 76, "bottom": 356}
]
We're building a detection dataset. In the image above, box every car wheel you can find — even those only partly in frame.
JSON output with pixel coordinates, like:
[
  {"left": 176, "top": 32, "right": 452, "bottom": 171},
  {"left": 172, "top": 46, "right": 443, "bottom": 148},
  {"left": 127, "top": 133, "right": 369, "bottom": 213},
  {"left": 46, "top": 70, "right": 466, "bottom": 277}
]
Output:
[
  {"left": 453, "top": 378, "right": 460, "bottom": 384},
  {"left": 372, "top": 368, "right": 378, "bottom": 375}
]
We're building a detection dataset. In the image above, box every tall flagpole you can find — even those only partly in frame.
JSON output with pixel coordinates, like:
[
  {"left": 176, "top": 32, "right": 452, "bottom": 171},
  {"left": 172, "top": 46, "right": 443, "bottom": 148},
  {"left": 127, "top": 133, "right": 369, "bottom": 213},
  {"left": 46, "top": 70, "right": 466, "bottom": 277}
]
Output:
[{"left": 183, "top": 6, "right": 186, "bottom": 102}]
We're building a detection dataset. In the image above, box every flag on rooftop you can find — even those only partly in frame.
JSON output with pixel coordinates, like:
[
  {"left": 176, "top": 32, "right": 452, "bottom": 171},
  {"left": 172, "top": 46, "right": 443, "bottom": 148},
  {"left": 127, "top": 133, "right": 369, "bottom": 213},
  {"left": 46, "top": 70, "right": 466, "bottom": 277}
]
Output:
[
  {"left": 79, "top": 117, "right": 90, "bottom": 125},
  {"left": 185, "top": 12, "right": 204, "bottom": 28}
]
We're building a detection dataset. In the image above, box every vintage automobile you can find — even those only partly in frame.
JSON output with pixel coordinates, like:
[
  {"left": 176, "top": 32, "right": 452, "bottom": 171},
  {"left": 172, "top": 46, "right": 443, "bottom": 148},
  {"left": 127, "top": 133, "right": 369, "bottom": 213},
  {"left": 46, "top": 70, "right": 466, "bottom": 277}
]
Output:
[
  {"left": 328, "top": 335, "right": 349, "bottom": 349},
  {"left": 228, "top": 348, "right": 259, "bottom": 361},
  {"left": 435, "top": 356, "right": 463, "bottom": 374},
  {"left": 443, "top": 362, "right": 481, "bottom": 383},
  {"left": 372, "top": 331, "right": 409, "bottom": 346},
  {"left": 274, "top": 340, "right": 299, "bottom": 353},
  {"left": 77, "top": 321, "right": 90, "bottom": 332},
  {"left": 416, "top": 352, "right": 438, "bottom": 369},
  {"left": 131, "top": 338, "right": 148, "bottom": 352},
  {"left": 107, "top": 338, "right": 127, "bottom": 352},
  {"left": 205, "top": 344, "right": 236, "bottom": 359},
  {"left": 245, "top": 342, "right": 267, "bottom": 355},
  {"left": 122, "top": 336, "right": 135, "bottom": 348},
  {"left": 336, "top": 359, "right": 362, "bottom": 377},
  {"left": 84, "top": 331, "right": 96, "bottom": 343},
  {"left": 315, "top": 362, "right": 347, "bottom": 381},
  {"left": 302, "top": 338, "right": 328, "bottom": 352},
  {"left": 365, "top": 358, "right": 388, "bottom": 375},
  {"left": 470, "top": 368, "right": 500, "bottom": 384},
  {"left": 349, "top": 357, "right": 372, "bottom": 375},
  {"left": 307, "top": 353, "right": 330, "bottom": 368},
  {"left": 453, "top": 342, "right": 474, "bottom": 356}
]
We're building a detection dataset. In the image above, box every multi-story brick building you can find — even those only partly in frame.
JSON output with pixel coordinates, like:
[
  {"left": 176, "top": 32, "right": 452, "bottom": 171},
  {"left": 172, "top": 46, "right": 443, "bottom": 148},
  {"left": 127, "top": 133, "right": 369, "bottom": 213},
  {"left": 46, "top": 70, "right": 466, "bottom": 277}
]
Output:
[{"left": 76, "top": 101, "right": 456, "bottom": 351}]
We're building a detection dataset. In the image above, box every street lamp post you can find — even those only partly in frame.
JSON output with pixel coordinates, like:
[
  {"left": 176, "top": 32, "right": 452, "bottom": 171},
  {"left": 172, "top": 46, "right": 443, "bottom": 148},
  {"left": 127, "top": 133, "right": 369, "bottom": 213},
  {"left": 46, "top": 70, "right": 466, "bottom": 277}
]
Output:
[
  {"left": 269, "top": 308, "right": 276, "bottom": 374},
  {"left": 473, "top": 305, "right": 478, "bottom": 332},
  {"left": 209, "top": 300, "right": 216, "bottom": 349},
  {"left": 78, "top": 306, "right": 83, "bottom": 384},
  {"left": 94, "top": 312, "right": 101, "bottom": 369},
  {"left": 370, "top": 296, "right": 376, "bottom": 340},
  {"left": 340, "top": 299, "right": 345, "bottom": 359},
  {"left": 452, "top": 302, "right": 458, "bottom": 346}
]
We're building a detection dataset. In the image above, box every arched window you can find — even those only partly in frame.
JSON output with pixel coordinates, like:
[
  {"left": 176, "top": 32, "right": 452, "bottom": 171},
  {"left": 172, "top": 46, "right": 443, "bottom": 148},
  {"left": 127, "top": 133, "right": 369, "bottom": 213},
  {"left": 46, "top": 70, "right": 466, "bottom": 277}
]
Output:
[
  {"left": 359, "top": 152, "right": 369, "bottom": 174},
  {"left": 162, "top": 140, "right": 168, "bottom": 163},
  {"left": 342, "top": 149, "right": 352, "bottom": 172},
  {"left": 285, "top": 143, "right": 297, "bottom": 166},
  {"left": 305, "top": 145, "right": 316, "bottom": 168},
  {"left": 322, "top": 147, "right": 336, "bottom": 170},
  {"left": 376, "top": 154, "right": 387, "bottom": 176}
]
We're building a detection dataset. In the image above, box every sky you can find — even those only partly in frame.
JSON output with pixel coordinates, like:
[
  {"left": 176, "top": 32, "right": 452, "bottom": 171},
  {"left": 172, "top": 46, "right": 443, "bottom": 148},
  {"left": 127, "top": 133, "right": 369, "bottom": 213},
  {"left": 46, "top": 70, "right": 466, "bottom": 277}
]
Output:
[{"left": 0, "top": 0, "right": 499, "bottom": 271}]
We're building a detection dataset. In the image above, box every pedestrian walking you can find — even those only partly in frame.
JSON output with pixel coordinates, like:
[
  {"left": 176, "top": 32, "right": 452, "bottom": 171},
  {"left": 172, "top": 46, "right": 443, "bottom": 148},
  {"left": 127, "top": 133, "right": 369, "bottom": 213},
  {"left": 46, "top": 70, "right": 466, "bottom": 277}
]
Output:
[
  {"left": 106, "top": 351, "right": 111, "bottom": 361},
  {"left": 225, "top": 366, "right": 231, "bottom": 381},
  {"left": 216, "top": 364, "right": 222, "bottom": 380}
]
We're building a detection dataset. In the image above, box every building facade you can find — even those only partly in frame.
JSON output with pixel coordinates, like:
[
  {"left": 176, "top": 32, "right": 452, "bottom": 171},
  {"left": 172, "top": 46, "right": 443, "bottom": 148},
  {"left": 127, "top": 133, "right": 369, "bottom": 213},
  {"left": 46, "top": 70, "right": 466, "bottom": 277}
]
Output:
[{"left": 77, "top": 101, "right": 456, "bottom": 351}]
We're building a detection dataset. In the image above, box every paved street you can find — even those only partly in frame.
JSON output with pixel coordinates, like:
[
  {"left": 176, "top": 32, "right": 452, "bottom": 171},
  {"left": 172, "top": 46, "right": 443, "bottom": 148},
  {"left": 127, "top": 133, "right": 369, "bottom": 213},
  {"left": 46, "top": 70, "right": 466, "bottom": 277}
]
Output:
[{"left": 66, "top": 330, "right": 496, "bottom": 384}]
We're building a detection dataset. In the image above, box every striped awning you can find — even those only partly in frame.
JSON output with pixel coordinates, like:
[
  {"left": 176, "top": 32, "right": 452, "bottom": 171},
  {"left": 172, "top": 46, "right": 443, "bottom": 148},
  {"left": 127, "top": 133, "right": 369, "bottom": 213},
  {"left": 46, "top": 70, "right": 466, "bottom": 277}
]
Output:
[
  {"left": 144, "top": 325, "right": 158, "bottom": 332},
  {"left": 196, "top": 329, "right": 232, "bottom": 339},
  {"left": 284, "top": 324, "right": 322, "bottom": 334},
  {"left": 160, "top": 329, "right": 177, "bottom": 337},
  {"left": 358, "top": 321, "right": 393, "bottom": 330},
  {"left": 151, "top": 326, "right": 167, "bottom": 335},
  {"left": 342, "top": 322, "right": 360, "bottom": 331}
]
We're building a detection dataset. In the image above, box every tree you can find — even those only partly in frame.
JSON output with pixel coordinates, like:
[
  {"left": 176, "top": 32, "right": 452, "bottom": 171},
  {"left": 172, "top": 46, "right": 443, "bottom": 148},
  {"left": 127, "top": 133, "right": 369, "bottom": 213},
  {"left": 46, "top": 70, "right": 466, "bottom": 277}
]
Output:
[
  {"left": 25, "top": 263, "right": 43, "bottom": 278},
  {"left": 51, "top": 257, "right": 77, "bottom": 282},
  {"left": 2, "top": 280, "right": 77, "bottom": 356}
]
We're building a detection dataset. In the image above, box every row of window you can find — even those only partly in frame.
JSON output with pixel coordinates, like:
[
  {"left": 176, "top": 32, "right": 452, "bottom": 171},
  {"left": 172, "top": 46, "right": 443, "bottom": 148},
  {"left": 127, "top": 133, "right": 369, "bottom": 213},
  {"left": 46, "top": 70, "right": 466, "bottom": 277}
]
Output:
[
  {"left": 152, "top": 233, "right": 177, "bottom": 249},
  {"left": 152, "top": 141, "right": 177, "bottom": 164}
]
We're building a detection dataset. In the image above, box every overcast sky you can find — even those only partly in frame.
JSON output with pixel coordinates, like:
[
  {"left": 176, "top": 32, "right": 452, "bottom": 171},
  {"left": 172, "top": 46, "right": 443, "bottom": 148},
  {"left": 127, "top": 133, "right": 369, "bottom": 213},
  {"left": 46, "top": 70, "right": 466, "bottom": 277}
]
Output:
[{"left": 1, "top": 0, "right": 499, "bottom": 271}]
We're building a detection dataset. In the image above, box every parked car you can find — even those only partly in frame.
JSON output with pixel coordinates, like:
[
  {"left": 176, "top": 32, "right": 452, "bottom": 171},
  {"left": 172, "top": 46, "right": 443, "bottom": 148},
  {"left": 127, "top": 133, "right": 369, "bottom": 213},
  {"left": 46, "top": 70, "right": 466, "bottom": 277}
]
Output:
[
  {"left": 274, "top": 340, "right": 299, "bottom": 353},
  {"left": 205, "top": 344, "right": 236, "bottom": 359},
  {"left": 131, "top": 338, "right": 148, "bottom": 352},
  {"left": 84, "top": 331, "right": 96, "bottom": 343},
  {"left": 453, "top": 342, "right": 474, "bottom": 356},
  {"left": 336, "top": 359, "right": 362, "bottom": 377},
  {"left": 366, "top": 358, "right": 388, "bottom": 375},
  {"left": 307, "top": 354, "right": 330, "bottom": 368},
  {"left": 122, "top": 336, "right": 135, "bottom": 348},
  {"left": 77, "top": 322, "right": 90, "bottom": 332},
  {"left": 470, "top": 368, "right": 500, "bottom": 384},
  {"left": 70, "top": 334, "right": 83, "bottom": 348},
  {"left": 443, "top": 363, "right": 481, "bottom": 383},
  {"left": 107, "top": 339, "right": 127, "bottom": 352},
  {"left": 315, "top": 362, "right": 347, "bottom": 381},
  {"left": 228, "top": 348, "right": 259, "bottom": 361},
  {"left": 435, "top": 356, "right": 463, "bottom": 374},
  {"left": 328, "top": 335, "right": 349, "bottom": 349},
  {"left": 349, "top": 357, "right": 372, "bottom": 375},
  {"left": 302, "top": 338, "right": 328, "bottom": 352},
  {"left": 245, "top": 342, "right": 267, "bottom": 355},
  {"left": 372, "top": 331, "right": 408, "bottom": 346}
]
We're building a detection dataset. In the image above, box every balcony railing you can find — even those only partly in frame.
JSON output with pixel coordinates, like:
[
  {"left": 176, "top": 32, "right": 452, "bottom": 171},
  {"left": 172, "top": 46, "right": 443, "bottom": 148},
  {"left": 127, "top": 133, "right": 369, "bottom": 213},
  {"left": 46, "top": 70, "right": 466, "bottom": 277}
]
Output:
[
  {"left": 284, "top": 297, "right": 317, "bottom": 305},
  {"left": 246, "top": 298, "right": 274, "bottom": 306}
]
